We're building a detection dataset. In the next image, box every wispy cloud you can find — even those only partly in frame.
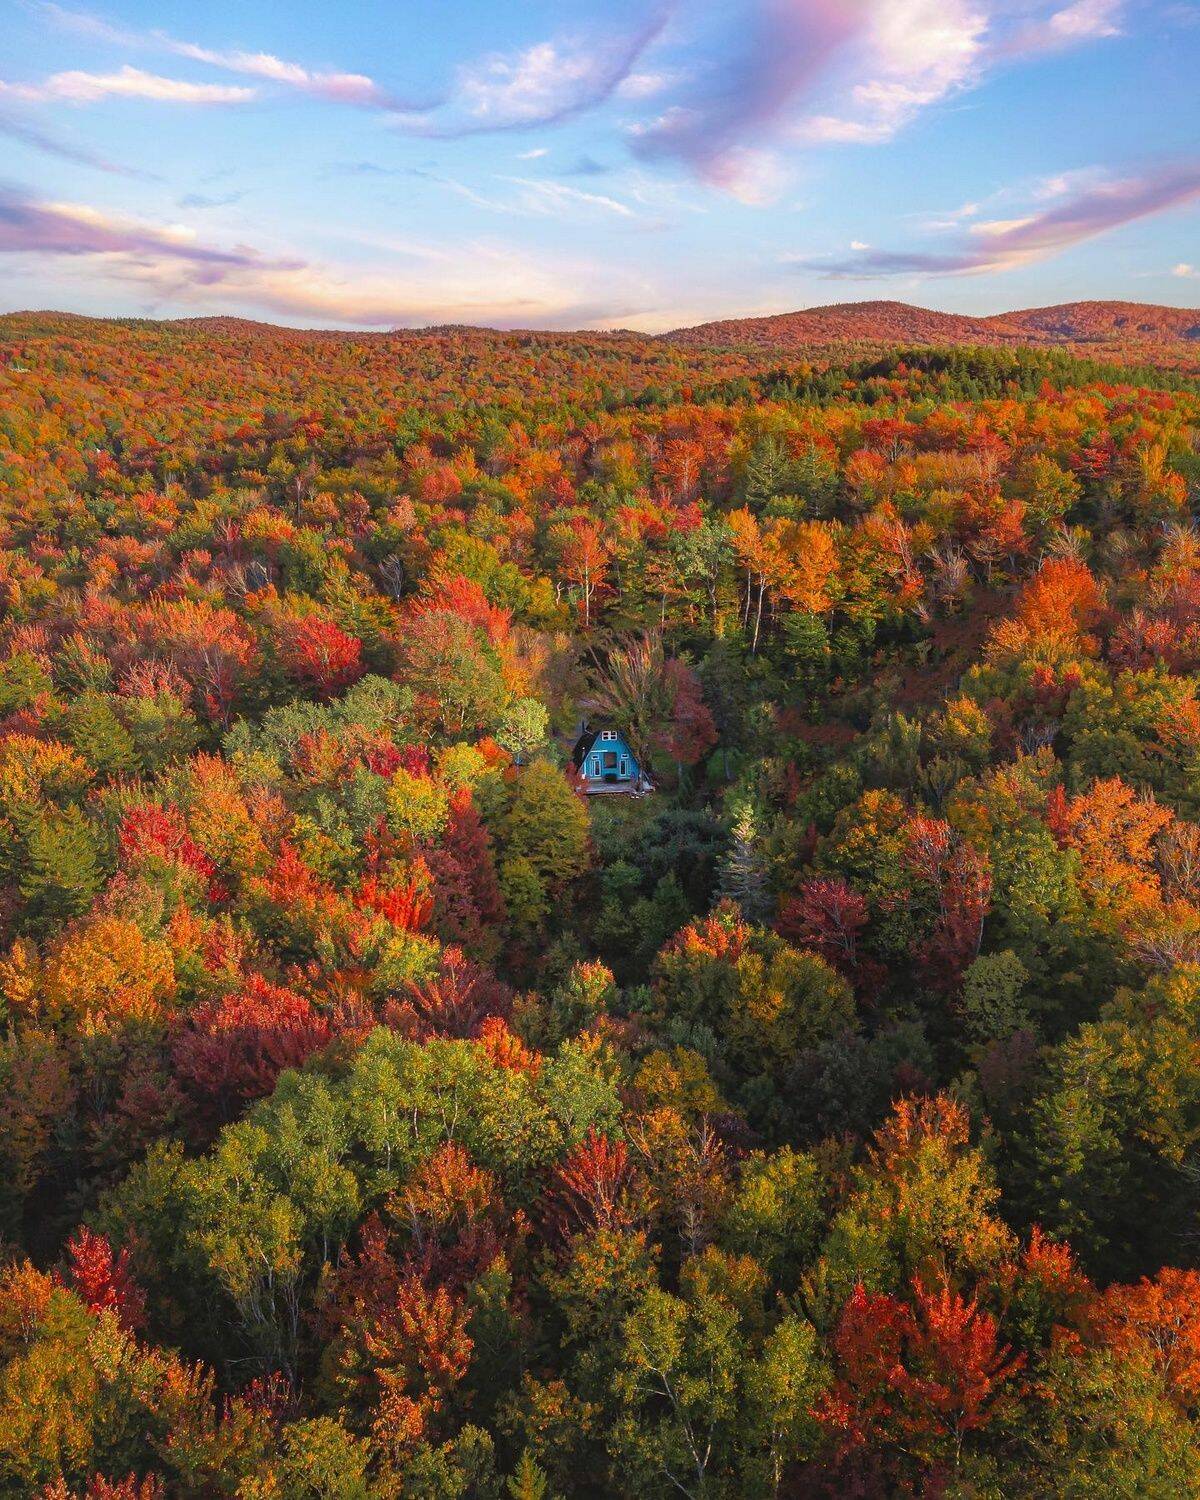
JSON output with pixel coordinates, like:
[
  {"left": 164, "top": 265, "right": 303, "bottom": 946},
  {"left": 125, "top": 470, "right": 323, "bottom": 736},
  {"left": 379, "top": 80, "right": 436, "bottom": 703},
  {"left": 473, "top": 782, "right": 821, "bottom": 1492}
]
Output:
[
  {"left": 162, "top": 43, "right": 399, "bottom": 108},
  {"left": 806, "top": 161, "right": 1200, "bottom": 277},
  {"left": 323, "top": 161, "right": 408, "bottom": 179},
  {"left": 36, "top": 3, "right": 133, "bottom": 44},
  {"left": 565, "top": 154, "right": 613, "bottom": 178},
  {"left": 0, "top": 106, "right": 147, "bottom": 174},
  {"left": 437, "top": 174, "right": 639, "bottom": 222},
  {"left": 0, "top": 181, "right": 635, "bottom": 329},
  {"left": 38, "top": 5, "right": 414, "bottom": 109},
  {"left": 630, "top": 0, "right": 864, "bottom": 201},
  {"left": 1, "top": 65, "right": 255, "bottom": 105},
  {"left": 623, "top": 0, "right": 1127, "bottom": 198},
  {"left": 1031, "top": 166, "right": 1110, "bottom": 199},
  {"left": 918, "top": 200, "right": 983, "bottom": 230},
  {"left": 0, "top": 184, "right": 292, "bottom": 274},
  {"left": 797, "top": 0, "right": 987, "bottom": 147},
  {"left": 499, "top": 177, "right": 636, "bottom": 219},
  {"left": 42, "top": 2, "right": 663, "bottom": 121},
  {"left": 1173, "top": 261, "right": 1199, "bottom": 279},
  {"left": 617, "top": 68, "right": 678, "bottom": 100},
  {"left": 394, "top": 11, "right": 670, "bottom": 136},
  {"left": 1001, "top": 0, "right": 1124, "bottom": 56},
  {"left": 177, "top": 191, "right": 246, "bottom": 210}
]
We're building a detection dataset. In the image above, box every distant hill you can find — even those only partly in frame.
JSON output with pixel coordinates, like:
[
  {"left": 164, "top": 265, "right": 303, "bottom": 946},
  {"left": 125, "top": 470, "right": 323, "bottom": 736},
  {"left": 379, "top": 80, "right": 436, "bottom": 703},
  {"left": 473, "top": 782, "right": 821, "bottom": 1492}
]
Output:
[
  {"left": 664, "top": 299, "right": 1200, "bottom": 353},
  {"left": 4, "top": 300, "right": 1198, "bottom": 363},
  {"left": 0, "top": 311, "right": 663, "bottom": 347},
  {"left": 986, "top": 301, "right": 1200, "bottom": 344}
]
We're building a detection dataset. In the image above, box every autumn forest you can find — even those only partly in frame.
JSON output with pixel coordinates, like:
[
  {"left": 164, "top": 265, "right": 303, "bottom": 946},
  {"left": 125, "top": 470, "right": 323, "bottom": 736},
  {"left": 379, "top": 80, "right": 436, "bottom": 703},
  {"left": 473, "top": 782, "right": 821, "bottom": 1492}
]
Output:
[{"left": 2, "top": 309, "right": 1200, "bottom": 1497}]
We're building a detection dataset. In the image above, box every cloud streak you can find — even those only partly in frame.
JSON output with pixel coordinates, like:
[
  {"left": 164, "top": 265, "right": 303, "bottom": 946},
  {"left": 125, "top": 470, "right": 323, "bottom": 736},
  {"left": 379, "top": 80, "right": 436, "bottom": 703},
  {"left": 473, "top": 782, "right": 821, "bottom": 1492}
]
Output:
[
  {"left": 621, "top": 0, "right": 1127, "bottom": 197},
  {"left": 162, "top": 43, "right": 402, "bottom": 108},
  {"left": 1000, "top": 0, "right": 1124, "bottom": 57},
  {"left": 797, "top": 0, "right": 987, "bottom": 147},
  {"left": 0, "top": 182, "right": 632, "bottom": 329},
  {"left": 0, "top": 107, "right": 147, "bottom": 175},
  {"left": 393, "top": 10, "right": 670, "bottom": 136},
  {"left": 806, "top": 162, "right": 1200, "bottom": 277},
  {"left": 1, "top": 65, "right": 255, "bottom": 105},
  {"left": 36, "top": 3, "right": 664, "bottom": 121},
  {"left": 38, "top": 5, "right": 417, "bottom": 109},
  {"left": 0, "top": 184, "right": 293, "bottom": 273},
  {"left": 440, "top": 175, "right": 639, "bottom": 221},
  {"left": 630, "top": 0, "right": 865, "bottom": 199}
]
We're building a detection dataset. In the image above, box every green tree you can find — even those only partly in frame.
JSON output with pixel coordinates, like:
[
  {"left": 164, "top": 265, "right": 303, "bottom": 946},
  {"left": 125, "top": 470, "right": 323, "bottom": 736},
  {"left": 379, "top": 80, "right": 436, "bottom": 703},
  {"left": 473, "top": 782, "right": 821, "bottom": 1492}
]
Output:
[
  {"left": 1024, "top": 966, "right": 1200, "bottom": 1277},
  {"left": 741, "top": 1314, "right": 826, "bottom": 1496},
  {"left": 718, "top": 1148, "right": 827, "bottom": 1290},
  {"left": 19, "top": 807, "right": 103, "bottom": 931},
  {"left": 611, "top": 1283, "right": 741, "bottom": 1498},
  {"left": 240, "top": 1417, "right": 379, "bottom": 1499},
  {"left": 61, "top": 694, "right": 138, "bottom": 778},
  {"left": 717, "top": 799, "right": 769, "bottom": 922},
  {"left": 507, "top": 1451, "right": 556, "bottom": 1500},
  {"left": 961, "top": 950, "right": 1032, "bottom": 1044},
  {"left": 496, "top": 761, "right": 590, "bottom": 939}
]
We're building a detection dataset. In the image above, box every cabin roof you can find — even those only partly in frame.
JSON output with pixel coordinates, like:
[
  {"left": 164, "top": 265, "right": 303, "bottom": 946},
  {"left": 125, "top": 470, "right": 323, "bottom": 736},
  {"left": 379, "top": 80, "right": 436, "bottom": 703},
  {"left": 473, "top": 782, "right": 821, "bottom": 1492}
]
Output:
[{"left": 572, "top": 722, "right": 634, "bottom": 768}]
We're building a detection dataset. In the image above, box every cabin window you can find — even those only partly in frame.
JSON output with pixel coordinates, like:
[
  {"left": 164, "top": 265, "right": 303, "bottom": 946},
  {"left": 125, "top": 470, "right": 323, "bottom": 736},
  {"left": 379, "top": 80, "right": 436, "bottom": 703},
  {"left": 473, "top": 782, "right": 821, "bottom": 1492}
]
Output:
[
  {"left": 601, "top": 730, "right": 616, "bottom": 741},
  {"left": 620, "top": 759, "right": 629, "bottom": 777},
  {"left": 591, "top": 757, "right": 600, "bottom": 776}
]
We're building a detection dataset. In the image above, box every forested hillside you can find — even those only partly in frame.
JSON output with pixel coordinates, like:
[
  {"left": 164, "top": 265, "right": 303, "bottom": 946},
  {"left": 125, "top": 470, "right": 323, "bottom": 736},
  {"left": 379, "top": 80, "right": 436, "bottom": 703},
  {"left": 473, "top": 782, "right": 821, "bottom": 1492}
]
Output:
[
  {"left": 665, "top": 299, "right": 1200, "bottom": 364},
  {"left": 2, "top": 314, "right": 1200, "bottom": 1496}
]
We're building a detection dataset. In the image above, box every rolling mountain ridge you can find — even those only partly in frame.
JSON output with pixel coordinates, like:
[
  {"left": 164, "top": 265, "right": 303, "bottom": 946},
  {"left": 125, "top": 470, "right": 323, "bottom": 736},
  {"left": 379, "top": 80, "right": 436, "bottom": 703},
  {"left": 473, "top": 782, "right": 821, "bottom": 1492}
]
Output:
[
  {"left": 663, "top": 299, "right": 1200, "bottom": 351},
  {"left": 4, "top": 300, "right": 1198, "bottom": 360}
]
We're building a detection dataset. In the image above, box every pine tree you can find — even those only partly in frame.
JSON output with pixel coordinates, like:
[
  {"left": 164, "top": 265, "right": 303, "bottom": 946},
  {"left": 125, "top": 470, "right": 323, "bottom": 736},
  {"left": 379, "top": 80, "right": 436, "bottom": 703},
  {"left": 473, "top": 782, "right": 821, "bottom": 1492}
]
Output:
[
  {"left": 18, "top": 807, "right": 103, "bottom": 931},
  {"left": 63, "top": 693, "right": 138, "bottom": 777},
  {"left": 790, "top": 443, "right": 840, "bottom": 516},
  {"left": 718, "top": 799, "right": 769, "bottom": 922},
  {"left": 742, "top": 434, "right": 794, "bottom": 509},
  {"left": 507, "top": 1452, "right": 554, "bottom": 1500}
]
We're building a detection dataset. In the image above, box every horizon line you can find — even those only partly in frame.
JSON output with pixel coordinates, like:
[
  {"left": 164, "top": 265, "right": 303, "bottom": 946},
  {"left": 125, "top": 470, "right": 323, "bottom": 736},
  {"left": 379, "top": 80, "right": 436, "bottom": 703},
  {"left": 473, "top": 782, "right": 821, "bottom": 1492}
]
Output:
[{"left": 2, "top": 293, "right": 1200, "bottom": 341}]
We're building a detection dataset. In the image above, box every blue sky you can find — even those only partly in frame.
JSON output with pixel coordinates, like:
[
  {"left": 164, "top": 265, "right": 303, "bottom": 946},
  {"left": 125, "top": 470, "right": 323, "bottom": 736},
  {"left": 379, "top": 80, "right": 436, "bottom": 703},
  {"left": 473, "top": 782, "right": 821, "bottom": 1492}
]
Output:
[{"left": 1, "top": 0, "right": 1198, "bottom": 330}]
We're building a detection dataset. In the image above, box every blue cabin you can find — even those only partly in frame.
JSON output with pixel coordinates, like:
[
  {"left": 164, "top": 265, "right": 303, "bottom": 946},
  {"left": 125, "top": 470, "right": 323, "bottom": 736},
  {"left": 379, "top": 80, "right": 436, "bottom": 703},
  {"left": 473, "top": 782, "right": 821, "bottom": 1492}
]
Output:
[{"left": 572, "top": 722, "right": 651, "bottom": 796}]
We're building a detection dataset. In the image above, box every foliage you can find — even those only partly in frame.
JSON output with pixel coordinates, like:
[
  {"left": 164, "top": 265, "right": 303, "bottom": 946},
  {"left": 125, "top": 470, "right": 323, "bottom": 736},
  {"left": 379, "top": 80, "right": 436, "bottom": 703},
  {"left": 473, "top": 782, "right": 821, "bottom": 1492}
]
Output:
[{"left": 0, "top": 318, "right": 1199, "bottom": 1493}]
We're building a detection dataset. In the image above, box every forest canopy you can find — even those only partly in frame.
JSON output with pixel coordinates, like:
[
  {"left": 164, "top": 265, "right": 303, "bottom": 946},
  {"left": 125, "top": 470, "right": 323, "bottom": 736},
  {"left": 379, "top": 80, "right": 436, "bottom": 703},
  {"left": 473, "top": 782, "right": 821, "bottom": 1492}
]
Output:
[{"left": 0, "top": 313, "right": 1199, "bottom": 1496}]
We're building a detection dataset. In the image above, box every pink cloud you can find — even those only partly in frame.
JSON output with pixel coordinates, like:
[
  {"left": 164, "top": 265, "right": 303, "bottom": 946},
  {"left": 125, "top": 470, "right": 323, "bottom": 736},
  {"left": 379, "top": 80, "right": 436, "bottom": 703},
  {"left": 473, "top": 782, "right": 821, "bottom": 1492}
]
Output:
[
  {"left": 795, "top": 0, "right": 987, "bottom": 149},
  {"left": 809, "top": 161, "right": 1200, "bottom": 277},
  {"left": 394, "top": 10, "right": 670, "bottom": 137},
  {"left": 0, "top": 184, "right": 631, "bottom": 329},
  {"left": 164, "top": 44, "right": 402, "bottom": 108},
  {"left": 0, "top": 186, "right": 291, "bottom": 271},
  {"left": 623, "top": 0, "right": 1128, "bottom": 195},
  {"left": 1001, "top": 0, "right": 1124, "bottom": 56},
  {"left": 630, "top": 0, "right": 864, "bottom": 191},
  {"left": 39, "top": 3, "right": 663, "bottom": 126},
  {"left": 0, "top": 108, "right": 147, "bottom": 175},
  {"left": 0, "top": 65, "right": 255, "bottom": 105},
  {"left": 38, "top": 6, "right": 416, "bottom": 110}
]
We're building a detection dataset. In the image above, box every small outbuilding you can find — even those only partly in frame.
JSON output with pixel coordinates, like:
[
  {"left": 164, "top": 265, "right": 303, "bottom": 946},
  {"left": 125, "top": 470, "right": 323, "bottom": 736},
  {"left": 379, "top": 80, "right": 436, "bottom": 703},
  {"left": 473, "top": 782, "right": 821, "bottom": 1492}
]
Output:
[{"left": 571, "top": 722, "right": 652, "bottom": 796}]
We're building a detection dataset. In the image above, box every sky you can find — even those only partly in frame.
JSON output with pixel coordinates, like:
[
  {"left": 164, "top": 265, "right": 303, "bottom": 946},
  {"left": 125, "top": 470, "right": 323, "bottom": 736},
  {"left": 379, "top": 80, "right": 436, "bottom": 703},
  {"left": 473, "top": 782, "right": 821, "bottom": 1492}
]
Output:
[{"left": 0, "top": 0, "right": 1198, "bottom": 331}]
